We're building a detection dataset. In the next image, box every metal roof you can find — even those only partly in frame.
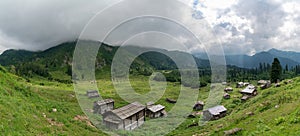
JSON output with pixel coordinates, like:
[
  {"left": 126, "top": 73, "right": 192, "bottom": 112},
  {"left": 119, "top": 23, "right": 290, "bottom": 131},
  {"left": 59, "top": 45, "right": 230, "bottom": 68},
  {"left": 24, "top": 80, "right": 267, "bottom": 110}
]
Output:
[
  {"left": 106, "top": 102, "right": 145, "bottom": 120},
  {"left": 195, "top": 101, "right": 204, "bottom": 105},
  {"left": 147, "top": 104, "right": 165, "bottom": 113},
  {"left": 87, "top": 90, "right": 98, "bottom": 93},
  {"left": 94, "top": 99, "right": 114, "bottom": 106},
  {"left": 240, "top": 85, "right": 256, "bottom": 94},
  {"left": 206, "top": 105, "right": 227, "bottom": 116}
]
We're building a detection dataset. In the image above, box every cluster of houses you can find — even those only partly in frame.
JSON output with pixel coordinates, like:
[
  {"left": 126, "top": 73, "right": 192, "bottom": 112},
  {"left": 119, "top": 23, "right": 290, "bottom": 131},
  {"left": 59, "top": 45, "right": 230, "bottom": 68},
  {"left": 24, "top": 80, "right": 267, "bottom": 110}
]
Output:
[
  {"left": 84, "top": 79, "right": 290, "bottom": 128},
  {"left": 223, "top": 81, "right": 259, "bottom": 101},
  {"left": 86, "top": 91, "right": 167, "bottom": 130}
]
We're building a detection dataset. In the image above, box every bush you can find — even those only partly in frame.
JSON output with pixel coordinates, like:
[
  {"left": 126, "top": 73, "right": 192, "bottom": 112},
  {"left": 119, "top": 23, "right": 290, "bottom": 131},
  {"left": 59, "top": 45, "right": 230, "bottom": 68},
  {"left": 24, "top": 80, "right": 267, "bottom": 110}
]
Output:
[
  {"left": 0, "top": 66, "right": 7, "bottom": 73},
  {"left": 275, "top": 117, "right": 285, "bottom": 125}
]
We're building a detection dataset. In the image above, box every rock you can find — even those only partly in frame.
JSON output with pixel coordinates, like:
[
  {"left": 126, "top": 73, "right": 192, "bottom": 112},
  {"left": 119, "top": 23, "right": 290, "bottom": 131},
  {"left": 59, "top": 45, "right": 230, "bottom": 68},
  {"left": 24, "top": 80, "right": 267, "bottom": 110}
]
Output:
[
  {"left": 42, "top": 113, "right": 47, "bottom": 118},
  {"left": 224, "top": 128, "right": 242, "bottom": 135},
  {"left": 187, "top": 122, "right": 198, "bottom": 128},
  {"left": 74, "top": 115, "right": 95, "bottom": 128},
  {"left": 246, "top": 112, "right": 254, "bottom": 116},
  {"left": 275, "top": 105, "right": 279, "bottom": 109},
  {"left": 52, "top": 108, "right": 57, "bottom": 112},
  {"left": 166, "top": 98, "right": 177, "bottom": 103}
]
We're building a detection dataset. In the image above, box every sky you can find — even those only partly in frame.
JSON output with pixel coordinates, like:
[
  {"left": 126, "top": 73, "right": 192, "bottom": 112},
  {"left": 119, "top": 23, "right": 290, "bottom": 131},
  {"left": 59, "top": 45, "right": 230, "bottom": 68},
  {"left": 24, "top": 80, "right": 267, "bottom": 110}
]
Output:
[{"left": 0, "top": 0, "right": 299, "bottom": 55}]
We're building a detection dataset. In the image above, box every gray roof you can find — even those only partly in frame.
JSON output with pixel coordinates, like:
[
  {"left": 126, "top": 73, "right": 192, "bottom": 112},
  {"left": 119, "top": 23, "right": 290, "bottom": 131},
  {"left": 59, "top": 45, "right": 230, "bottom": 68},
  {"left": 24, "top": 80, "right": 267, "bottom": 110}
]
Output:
[
  {"left": 147, "top": 104, "right": 165, "bottom": 113},
  {"left": 94, "top": 99, "right": 114, "bottom": 106},
  {"left": 106, "top": 102, "right": 145, "bottom": 120},
  {"left": 206, "top": 105, "right": 227, "bottom": 116},
  {"left": 240, "top": 85, "right": 256, "bottom": 94},
  {"left": 258, "top": 80, "right": 270, "bottom": 84},
  {"left": 146, "top": 101, "right": 155, "bottom": 106},
  {"left": 195, "top": 101, "right": 204, "bottom": 105},
  {"left": 87, "top": 90, "right": 98, "bottom": 93}
]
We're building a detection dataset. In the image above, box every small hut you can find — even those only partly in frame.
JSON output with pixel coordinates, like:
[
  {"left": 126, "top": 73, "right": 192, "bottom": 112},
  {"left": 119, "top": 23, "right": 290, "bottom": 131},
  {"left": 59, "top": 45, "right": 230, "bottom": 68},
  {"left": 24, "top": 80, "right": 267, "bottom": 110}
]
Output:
[
  {"left": 240, "top": 85, "right": 257, "bottom": 96},
  {"left": 223, "top": 93, "right": 230, "bottom": 99},
  {"left": 243, "top": 82, "right": 250, "bottom": 86},
  {"left": 102, "top": 102, "right": 145, "bottom": 130},
  {"left": 241, "top": 95, "right": 250, "bottom": 101},
  {"left": 275, "top": 83, "right": 281, "bottom": 87},
  {"left": 203, "top": 105, "right": 227, "bottom": 121},
  {"left": 260, "top": 80, "right": 271, "bottom": 89},
  {"left": 258, "top": 80, "right": 268, "bottom": 85},
  {"left": 93, "top": 99, "right": 114, "bottom": 114},
  {"left": 236, "top": 82, "right": 244, "bottom": 88},
  {"left": 224, "top": 87, "right": 233, "bottom": 92},
  {"left": 86, "top": 90, "right": 100, "bottom": 98},
  {"left": 193, "top": 101, "right": 205, "bottom": 111},
  {"left": 146, "top": 104, "right": 167, "bottom": 118}
]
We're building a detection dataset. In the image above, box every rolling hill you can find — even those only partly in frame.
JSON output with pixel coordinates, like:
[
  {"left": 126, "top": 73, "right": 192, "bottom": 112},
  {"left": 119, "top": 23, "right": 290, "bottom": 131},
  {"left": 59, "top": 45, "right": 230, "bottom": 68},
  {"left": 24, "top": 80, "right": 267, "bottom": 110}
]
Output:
[
  {"left": 1, "top": 63, "right": 300, "bottom": 135},
  {"left": 0, "top": 41, "right": 210, "bottom": 80},
  {"left": 0, "top": 65, "right": 106, "bottom": 135}
]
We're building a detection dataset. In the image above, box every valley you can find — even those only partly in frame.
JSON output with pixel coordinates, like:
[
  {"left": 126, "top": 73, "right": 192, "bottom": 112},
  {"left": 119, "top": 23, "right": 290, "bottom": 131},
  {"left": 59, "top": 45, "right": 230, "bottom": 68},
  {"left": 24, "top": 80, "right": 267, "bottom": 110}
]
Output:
[{"left": 1, "top": 41, "right": 300, "bottom": 135}]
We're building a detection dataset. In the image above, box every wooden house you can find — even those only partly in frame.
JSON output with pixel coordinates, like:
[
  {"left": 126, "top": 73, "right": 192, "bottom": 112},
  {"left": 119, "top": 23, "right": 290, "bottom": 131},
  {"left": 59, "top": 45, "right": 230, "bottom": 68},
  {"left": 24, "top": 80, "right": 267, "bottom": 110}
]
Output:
[
  {"left": 241, "top": 95, "right": 250, "bottom": 101},
  {"left": 240, "top": 85, "right": 257, "bottom": 96},
  {"left": 243, "top": 82, "right": 250, "bottom": 86},
  {"left": 102, "top": 102, "right": 145, "bottom": 130},
  {"left": 146, "top": 104, "right": 167, "bottom": 118},
  {"left": 240, "top": 85, "right": 257, "bottom": 101},
  {"left": 258, "top": 80, "right": 268, "bottom": 85},
  {"left": 260, "top": 80, "right": 271, "bottom": 89},
  {"left": 86, "top": 90, "right": 100, "bottom": 98},
  {"left": 236, "top": 82, "right": 244, "bottom": 88},
  {"left": 93, "top": 99, "right": 114, "bottom": 114},
  {"left": 224, "top": 87, "right": 233, "bottom": 92},
  {"left": 193, "top": 101, "right": 204, "bottom": 111},
  {"left": 203, "top": 105, "right": 227, "bottom": 121},
  {"left": 223, "top": 93, "right": 230, "bottom": 99}
]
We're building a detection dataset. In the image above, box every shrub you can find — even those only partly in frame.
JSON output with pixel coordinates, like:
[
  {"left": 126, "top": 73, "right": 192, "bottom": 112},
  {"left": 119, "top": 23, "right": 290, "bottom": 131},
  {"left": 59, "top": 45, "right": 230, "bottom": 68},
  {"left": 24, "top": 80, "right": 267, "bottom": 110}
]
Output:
[{"left": 275, "top": 117, "right": 285, "bottom": 125}]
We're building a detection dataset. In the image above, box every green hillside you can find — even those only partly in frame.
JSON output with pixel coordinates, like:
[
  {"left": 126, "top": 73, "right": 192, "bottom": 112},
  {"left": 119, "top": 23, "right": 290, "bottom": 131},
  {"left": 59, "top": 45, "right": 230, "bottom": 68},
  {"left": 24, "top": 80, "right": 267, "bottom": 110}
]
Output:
[
  {"left": 0, "top": 66, "right": 106, "bottom": 135},
  {"left": 0, "top": 41, "right": 209, "bottom": 82},
  {"left": 1, "top": 64, "right": 300, "bottom": 135}
]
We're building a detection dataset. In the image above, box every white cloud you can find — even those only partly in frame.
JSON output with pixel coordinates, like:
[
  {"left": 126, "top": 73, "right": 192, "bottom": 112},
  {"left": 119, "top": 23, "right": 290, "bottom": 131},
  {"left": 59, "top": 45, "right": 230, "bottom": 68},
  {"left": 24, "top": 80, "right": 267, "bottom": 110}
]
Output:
[{"left": 0, "top": 0, "right": 300, "bottom": 55}]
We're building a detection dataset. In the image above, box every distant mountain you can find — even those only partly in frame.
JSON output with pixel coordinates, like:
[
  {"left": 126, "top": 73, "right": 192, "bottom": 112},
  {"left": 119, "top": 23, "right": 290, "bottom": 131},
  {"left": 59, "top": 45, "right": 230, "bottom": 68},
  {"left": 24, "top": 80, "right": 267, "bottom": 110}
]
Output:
[
  {"left": 225, "top": 52, "right": 299, "bottom": 69},
  {"left": 0, "top": 41, "right": 210, "bottom": 80},
  {"left": 194, "top": 49, "right": 300, "bottom": 69},
  {"left": 268, "top": 48, "right": 300, "bottom": 63}
]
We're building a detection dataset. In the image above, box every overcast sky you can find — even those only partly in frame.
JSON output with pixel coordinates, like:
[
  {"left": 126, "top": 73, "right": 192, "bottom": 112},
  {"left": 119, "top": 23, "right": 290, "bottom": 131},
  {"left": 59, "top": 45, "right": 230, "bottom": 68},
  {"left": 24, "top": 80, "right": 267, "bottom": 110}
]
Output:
[{"left": 0, "top": 0, "right": 299, "bottom": 55}]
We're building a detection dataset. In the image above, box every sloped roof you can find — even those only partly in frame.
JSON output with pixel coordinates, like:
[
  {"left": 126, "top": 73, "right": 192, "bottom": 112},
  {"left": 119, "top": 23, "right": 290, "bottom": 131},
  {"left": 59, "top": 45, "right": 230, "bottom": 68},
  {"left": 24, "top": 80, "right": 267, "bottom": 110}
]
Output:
[
  {"left": 258, "top": 80, "right": 270, "bottom": 84},
  {"left": 206, "top": 105, "right": 227, "bottom": 116},
  {"left": 147, "top": 104, "right": 165, "bottom": 113},
  {"left": 195, "top": 101, "right": 204, "bottom": 105},
  {"left": 87, "top": 90, "right": 98, "bottom": 94},
  {"left": 240, "top": 85, "right": 256, "bottom": 94},
  {"left": 106, "top": 102, "right": 145, "bottom": 120},
  {"left": 94, "top": 99, "right": 114, "bottom": 106}
]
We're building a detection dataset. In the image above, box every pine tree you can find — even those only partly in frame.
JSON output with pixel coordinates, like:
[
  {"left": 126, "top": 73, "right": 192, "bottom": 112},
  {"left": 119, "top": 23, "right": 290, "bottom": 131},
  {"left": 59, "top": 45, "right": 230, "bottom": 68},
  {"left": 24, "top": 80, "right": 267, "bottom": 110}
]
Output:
[{"left": 270, "top": 58, "right": 282, "bottom": 83}]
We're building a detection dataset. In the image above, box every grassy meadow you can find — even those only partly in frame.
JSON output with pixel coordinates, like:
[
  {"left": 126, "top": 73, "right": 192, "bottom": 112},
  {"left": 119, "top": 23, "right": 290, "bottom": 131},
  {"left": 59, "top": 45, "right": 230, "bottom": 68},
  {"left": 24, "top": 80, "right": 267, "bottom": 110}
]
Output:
[{"left": 1, "top": 65, "right": 300, "bottom": 135}]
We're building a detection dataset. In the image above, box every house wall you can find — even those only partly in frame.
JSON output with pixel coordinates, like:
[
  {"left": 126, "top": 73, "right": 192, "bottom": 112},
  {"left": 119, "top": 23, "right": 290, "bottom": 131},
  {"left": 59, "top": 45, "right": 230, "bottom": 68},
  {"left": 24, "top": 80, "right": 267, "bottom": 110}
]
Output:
[
  {"left": 124, "top": 110, "right": 145, "bottom": 130},
  {"left": 103, "top": 114, "right": 122, "bottom": 130},
  {"left": 203, "top": 111, "right": 213, "bottom": 121},
  {"left": 137, "top": 110, "right": 145, "bottom": 127},
  {"left": 194, "top": 105, "right": 203, "bottom": 111},
  {"left": 94, "top": 102, "right": 114, "bottom": 114}
]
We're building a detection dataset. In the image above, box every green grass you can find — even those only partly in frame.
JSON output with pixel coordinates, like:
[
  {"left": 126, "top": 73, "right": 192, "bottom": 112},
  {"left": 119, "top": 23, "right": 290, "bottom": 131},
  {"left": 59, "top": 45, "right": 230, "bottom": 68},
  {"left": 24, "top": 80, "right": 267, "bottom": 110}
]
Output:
[
  {"left": 1, "top": 65, "right": 300, "bottom": 135},
  {"left": 0, "top": 68, "right": 106, "bottom": 135}
]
